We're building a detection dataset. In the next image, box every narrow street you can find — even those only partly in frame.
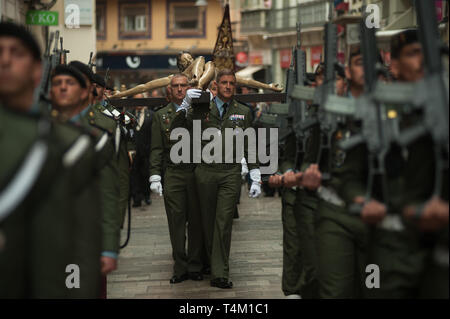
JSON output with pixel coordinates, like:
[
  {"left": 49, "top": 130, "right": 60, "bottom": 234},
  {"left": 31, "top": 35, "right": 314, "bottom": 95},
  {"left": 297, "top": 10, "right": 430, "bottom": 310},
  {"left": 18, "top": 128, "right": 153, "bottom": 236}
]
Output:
[{"left": 108, "top": 186, "right": 285, "bottom": 299}]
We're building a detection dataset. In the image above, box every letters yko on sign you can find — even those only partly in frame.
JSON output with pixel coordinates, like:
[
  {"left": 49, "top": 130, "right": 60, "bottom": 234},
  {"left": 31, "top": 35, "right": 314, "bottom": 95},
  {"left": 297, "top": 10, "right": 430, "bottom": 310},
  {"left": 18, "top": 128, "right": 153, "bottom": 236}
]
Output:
[
  {"left": 26, "top": 11, "right": 59, "bottom": 26},
  {"left": 64, "top": 0, "right": 93, "bottom": 28}
]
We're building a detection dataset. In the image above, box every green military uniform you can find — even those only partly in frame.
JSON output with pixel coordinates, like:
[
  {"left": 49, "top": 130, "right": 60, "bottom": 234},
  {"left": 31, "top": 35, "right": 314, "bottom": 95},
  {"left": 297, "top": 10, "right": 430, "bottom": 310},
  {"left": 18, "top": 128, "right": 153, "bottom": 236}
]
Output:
[
  {"left": 314, "top": 117, "right": 371, "bottom": 298},
  {"left": 94, "top": 102, "right": 132, "bottom": 228},
  {"left": 292, "top": 111, "right": 321, "bottom": 299},
  {"left": 150, "top": 102, "right": 204, "bottom": 276},
  {"left": 0, "top": 105, "right": 102, "bottom": 298},
  {"left": 362, "top": 106, "right": 449, "bottom": 299},
  {"left": 76, "top": 105, "right": 122, "bottom": 256},
  {"left": 278, "top": 132, "right": 303, "bottom": 296},
  {"left": 173, "top": 98, "right": 258, "bottom": 281}
]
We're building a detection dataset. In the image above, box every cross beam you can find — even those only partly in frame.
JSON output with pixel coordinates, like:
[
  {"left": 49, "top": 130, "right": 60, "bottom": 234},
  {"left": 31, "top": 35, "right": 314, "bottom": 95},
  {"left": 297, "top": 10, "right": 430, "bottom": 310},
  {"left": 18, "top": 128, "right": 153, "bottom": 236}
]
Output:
[{"left": 107, "top": 93, "right": 287, "bottom": 108}]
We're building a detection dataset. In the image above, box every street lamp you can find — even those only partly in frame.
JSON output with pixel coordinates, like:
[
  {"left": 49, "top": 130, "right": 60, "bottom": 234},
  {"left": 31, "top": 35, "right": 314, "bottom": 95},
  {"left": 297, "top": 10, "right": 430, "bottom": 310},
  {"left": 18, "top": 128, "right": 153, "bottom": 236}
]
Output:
[{"left": 195, "top": 0, "right": 207, "bottom": 6}]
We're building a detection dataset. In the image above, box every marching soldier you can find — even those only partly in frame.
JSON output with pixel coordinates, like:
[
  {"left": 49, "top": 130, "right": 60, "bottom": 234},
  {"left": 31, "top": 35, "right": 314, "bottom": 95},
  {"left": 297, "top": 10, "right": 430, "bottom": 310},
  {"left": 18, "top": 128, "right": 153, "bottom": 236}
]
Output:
[
  {"left": 307, "top": 46, "right": 371, "bottom": 299},
  {"left": 173, "top": 69, "right": 262, "bottom": 289},
  {"left": 363, "top": 29, "right": 449, "bottom": 299},
  {"left": 51, "top": 60, "right": 122, "bottom": 297},
  {"left": 268, "top": 132, "right": 303, "bottom": 299},
  {"left": 92, "top": 73, "right": 134, "bottom": 228},
  {"left": 0, "top": 22, "right": 101, "bottom": 298},
  {"left": 149, "top": 73, "right": 206, "bottom": 284}
]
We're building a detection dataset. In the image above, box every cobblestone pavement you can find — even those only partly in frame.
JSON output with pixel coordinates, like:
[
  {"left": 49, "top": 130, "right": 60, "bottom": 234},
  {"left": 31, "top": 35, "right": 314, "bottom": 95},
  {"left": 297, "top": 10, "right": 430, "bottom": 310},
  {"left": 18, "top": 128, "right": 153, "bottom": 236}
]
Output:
[{"left": 108, "top": 186, "right": 285, "bottom": 299}]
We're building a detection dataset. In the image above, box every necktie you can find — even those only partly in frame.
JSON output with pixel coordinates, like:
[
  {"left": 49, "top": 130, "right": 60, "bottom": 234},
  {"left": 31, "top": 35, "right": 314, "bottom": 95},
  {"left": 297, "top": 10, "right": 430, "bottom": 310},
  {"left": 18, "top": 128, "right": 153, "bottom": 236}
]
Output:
[{"left": 221, "top": 103, "right": 228, "bottom": 120}]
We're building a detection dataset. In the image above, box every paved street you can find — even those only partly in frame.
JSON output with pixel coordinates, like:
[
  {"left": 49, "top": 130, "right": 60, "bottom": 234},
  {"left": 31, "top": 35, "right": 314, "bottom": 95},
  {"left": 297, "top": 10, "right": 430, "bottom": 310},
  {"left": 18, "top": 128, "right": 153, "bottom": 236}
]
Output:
[{"left": 108, "top": 186, "right": 285, "bottom": 299}]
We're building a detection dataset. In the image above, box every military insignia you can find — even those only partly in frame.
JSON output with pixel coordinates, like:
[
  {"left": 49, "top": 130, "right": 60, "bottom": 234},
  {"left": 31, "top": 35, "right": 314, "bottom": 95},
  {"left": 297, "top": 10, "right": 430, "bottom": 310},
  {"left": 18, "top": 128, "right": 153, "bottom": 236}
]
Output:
[
  {"left": 89, "top": 111, "right": 94, "bottom": 118},
  {"left": 229, "top": 114, "right": 244, "bottom": 121}
]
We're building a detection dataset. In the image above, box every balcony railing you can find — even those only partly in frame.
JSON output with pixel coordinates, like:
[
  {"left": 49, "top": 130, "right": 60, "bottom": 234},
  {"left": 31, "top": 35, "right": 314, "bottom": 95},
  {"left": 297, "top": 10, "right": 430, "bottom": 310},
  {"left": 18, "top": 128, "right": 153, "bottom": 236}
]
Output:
[
  {"left": 241, "top": 9, "right": 268, "bottom": 33},
  {"left": 241, "top": 0, "right": 329, "bottom": 35}
]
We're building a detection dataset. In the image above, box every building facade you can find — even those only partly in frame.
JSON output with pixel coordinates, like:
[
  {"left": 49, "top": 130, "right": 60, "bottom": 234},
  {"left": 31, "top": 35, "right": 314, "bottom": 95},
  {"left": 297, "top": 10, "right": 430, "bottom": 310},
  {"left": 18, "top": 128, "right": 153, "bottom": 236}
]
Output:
[
  {"left": 95, "top": 0, "right": 225, "bottom": 89},
  {"left": 241, "top": 0, "right": 330, "bottom": 88}
]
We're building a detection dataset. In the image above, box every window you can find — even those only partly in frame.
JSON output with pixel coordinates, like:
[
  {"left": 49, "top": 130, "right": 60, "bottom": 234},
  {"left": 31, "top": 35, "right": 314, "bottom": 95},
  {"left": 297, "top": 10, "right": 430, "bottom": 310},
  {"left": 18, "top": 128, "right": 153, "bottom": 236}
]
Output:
[
  {"left": 167, "top": 1, "right": 206, "bottom": 38},
  {"left": 96, "top": 1, "right": 106, "bottom": 40},
  {"left": 119, "top": 0, "right": 151, "bottom": 39}
]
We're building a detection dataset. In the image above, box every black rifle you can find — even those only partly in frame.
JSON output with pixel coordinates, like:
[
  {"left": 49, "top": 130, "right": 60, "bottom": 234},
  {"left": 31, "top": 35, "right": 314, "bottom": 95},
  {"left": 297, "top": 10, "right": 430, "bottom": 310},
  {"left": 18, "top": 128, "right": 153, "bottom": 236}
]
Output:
[
  {"left": 88, "top": 52, "right": 96, "bottom": 70},
  {"left": 60, "top": 37, "right": 70, "bottom": 65},
  {"left": 298, "top": 0, "right": 341, "bottom": 181},
  {"left": 32, "top": 31, "right": 56, "bottom": 111}
]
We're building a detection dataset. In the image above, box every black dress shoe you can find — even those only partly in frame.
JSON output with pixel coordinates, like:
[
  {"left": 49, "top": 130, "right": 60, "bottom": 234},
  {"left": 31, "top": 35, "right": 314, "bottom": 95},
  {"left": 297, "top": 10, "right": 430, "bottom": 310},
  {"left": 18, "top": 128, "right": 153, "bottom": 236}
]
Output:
[
  {"left": 188, "top": 272, "right": 203, "bottom": 281},
  {"left": 210, "top": 278, "right": 233, "bottom": 289},
  {"left": 145, "top": 198, "right": 152, "bottom": 205},
  {"left": 170, "top": 273, "right": 189, "bottom": 284}
]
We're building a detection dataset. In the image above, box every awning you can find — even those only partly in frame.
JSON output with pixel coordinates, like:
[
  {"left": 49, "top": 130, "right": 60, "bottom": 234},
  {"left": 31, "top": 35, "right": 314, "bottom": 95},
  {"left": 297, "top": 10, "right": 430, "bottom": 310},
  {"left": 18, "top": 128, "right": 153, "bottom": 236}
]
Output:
[{"left": 236, "top": 65, "right": 264, "bottom": 79}]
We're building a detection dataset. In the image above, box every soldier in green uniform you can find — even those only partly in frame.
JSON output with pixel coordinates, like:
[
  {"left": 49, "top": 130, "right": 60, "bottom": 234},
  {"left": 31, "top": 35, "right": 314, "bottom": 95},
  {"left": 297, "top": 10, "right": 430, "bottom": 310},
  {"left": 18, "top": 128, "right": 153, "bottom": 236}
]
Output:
[
  {"left": 92, "top": 74, "right": 134, "bottom": 228},
  {"left": 172, "top": 69, "right": 262, "bottom": 289},
  {"left": 299, "top": 47, "right": 373, "bottom": 299},
  {"left": 362, "top": 29, "right": 449, "bottom": 299},
  {"left": 149, "top": 73, "right": 205, "bottom": 283},
  {"left": 50, "top": 61, "right": 122, "bottom": 294},
  {"left": 0, "top": 22, "right": 101, "bottom": 298},
  {"left": 268, "top": 132, "right": 303, "bottom": 299}
]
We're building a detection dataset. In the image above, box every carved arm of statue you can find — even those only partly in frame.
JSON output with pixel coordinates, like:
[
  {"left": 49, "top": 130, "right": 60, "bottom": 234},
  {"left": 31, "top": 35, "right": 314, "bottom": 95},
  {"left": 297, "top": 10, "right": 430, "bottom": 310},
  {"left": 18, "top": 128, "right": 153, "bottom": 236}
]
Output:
[{"left": 110, "top": 75, "right": 174, "bottom": 98}]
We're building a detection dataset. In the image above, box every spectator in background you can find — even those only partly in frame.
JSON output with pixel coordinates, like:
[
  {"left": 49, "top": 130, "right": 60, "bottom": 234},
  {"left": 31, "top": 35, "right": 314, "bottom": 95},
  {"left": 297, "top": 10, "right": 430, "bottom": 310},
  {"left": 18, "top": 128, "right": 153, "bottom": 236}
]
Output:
[{"left": 130, "top": 93, "right": 153, "bottom": 207}]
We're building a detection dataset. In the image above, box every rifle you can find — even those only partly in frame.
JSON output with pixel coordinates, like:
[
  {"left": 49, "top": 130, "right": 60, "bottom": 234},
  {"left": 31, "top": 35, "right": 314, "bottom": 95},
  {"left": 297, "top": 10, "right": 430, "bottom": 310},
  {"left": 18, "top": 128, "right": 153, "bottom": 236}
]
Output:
[
  {"left": 60, "top": 37, "right": 70, "bottom": 65},
  {"left": 50, "top": 31, "right": 61, "bottom": 71},
  {"left": 299, "top": 0, "right": 341, "bottom": 181},
  {"left": 31, "top": 31, "right": 55, "bottom": 113},
  {"left": 88, "top": 52, "right": 96, "bottom": 71}
]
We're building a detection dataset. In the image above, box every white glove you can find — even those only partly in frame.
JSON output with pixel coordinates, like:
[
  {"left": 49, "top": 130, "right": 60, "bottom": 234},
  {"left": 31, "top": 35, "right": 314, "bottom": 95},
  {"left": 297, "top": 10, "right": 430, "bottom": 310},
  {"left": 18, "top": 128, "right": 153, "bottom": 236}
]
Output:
[
  {"left": 149, "top": 175, "right": 163, "bottom": 196},
  {"left": 249, "top": 182, "right": 261, "bottom": 198},
  {"left": 249, "top": 168, "right": 261, "bottom": 198},
  {"left": 241, "top": 158, "right": 249, "bottom": 180},
  {"left": 249, "top": 168, "right": 261, "bottom": 183},
  {"left": 177, "top": 88, "right": 203, "bottom": 113}
]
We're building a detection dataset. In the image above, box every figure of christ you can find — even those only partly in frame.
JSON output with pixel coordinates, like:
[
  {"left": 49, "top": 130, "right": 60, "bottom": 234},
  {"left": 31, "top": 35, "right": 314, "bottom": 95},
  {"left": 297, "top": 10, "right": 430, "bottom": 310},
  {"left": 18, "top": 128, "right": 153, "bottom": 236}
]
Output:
[{"left": 109, "top": 52, "right": 283, "bottom": 99}]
